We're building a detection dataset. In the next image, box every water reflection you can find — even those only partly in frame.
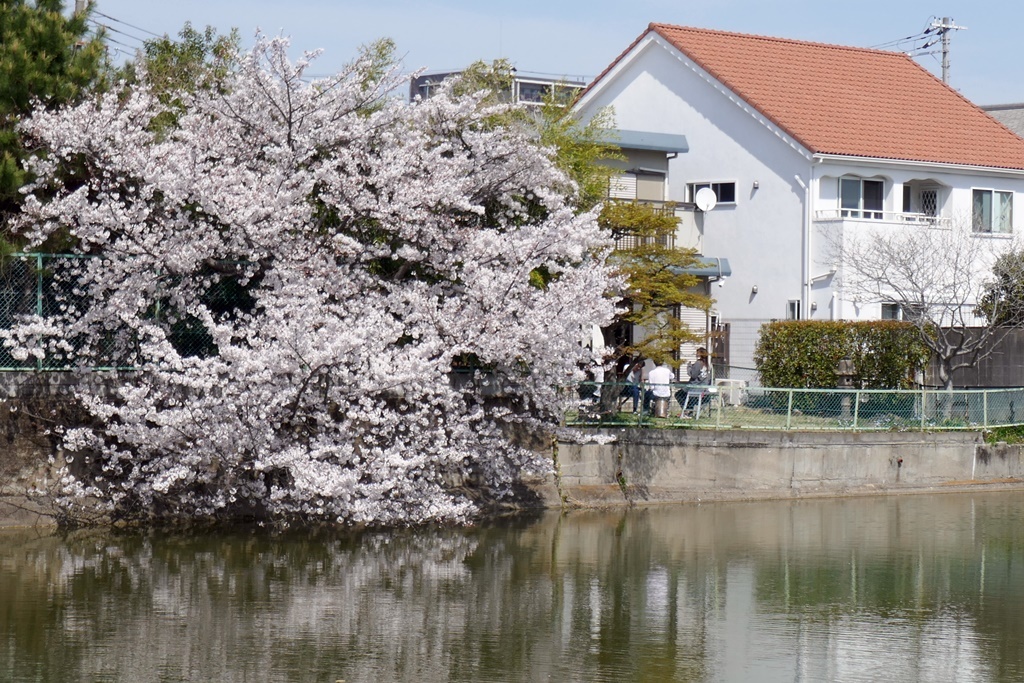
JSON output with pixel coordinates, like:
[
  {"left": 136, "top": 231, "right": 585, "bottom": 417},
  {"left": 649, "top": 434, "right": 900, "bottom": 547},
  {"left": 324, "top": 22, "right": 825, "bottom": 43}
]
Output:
[{"left": 2, "top": 492, "right": 1023, "bottom": 682}]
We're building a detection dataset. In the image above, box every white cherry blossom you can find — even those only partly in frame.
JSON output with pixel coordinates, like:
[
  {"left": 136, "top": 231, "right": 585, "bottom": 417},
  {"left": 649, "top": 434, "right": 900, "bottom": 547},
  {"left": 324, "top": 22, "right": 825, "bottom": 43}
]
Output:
[{"left": 10, "top": 37, "right": 615, "bottom": 526}]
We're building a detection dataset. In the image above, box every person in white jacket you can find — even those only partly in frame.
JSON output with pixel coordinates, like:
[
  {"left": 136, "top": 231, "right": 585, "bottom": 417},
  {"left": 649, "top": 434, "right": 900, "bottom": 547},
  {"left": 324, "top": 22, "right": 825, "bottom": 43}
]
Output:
[{"left": 643, "top": 362, "right": 674, "bottom": 413}]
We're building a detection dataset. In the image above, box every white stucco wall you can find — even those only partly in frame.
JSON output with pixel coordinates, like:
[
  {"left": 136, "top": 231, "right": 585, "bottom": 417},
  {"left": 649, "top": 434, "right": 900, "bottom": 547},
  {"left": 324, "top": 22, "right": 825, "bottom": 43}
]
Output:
[
  {"left": 811, "top": 159, "right": 1024, "bottom": 323},
  {"left": 576, "top": 37, "right": 815, "bottom": 367},
  {"left": 575, "top": 34, "right": 1024, "bottom": 370}
]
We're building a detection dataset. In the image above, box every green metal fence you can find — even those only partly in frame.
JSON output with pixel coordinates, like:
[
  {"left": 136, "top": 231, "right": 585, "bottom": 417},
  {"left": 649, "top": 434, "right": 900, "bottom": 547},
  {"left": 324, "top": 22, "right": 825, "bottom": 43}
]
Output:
[
  {"left": 0, "top": 253, "right": 252, "bottom": 370},
  {"left": 566, "top": 381, "right": 1024, "bottom": 431},
  {"left": 0, "top": 253, "right": 84, "bottom": 370}
]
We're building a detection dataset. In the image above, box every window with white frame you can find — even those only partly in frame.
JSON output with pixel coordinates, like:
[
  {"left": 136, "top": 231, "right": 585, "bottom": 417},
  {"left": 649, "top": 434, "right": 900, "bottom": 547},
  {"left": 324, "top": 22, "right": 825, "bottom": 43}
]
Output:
[
  {"left": 787, "top": 300, "right": 801, "bottom": 320},
  {"left": 880, "top": 303, "right": 903, "bottom": 320},
  {"left": 840, "top": 177, "right": 884, "bottom": 219},
  {"left": 902, "top": 186, "right": 939, "bottom": 217},
  {"left": 687, "top": 181, "right": 736, "bottom": 204},
  {"left": 972, "top": 189, "right": 1013, "bottom": 234}
]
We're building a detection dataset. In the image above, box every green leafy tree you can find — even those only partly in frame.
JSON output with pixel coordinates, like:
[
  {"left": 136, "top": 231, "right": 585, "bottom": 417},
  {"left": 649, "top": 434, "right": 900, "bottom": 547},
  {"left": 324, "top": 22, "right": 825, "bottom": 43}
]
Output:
[
  {"left": 0, "top": 0, "right": 107, "bottom": 226},
  {"left": 601, "top": 201, "right": 710, "bottom": 367},
  {"left": 116, "top": 22, "right": 240, "bottom": 134}
]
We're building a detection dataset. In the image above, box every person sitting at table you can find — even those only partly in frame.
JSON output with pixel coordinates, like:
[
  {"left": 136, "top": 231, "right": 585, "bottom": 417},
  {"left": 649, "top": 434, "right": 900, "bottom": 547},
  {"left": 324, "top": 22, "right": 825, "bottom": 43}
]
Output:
[
  {"left": 676, "top": 347, "right": 711, "bottom": 416},
  {"left": 643, "top": 361, "right": 673, "bottom": 414},
  {"left": 622, "top": 358, "right": 643, "bottom": 413}
]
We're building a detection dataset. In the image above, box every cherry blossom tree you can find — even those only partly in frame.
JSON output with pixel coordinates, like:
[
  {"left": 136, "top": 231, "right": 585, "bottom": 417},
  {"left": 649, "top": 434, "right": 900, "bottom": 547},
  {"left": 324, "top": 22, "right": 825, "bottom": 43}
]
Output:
[{"left": 8, "top": 37, "right": 616, "bottom": 526}]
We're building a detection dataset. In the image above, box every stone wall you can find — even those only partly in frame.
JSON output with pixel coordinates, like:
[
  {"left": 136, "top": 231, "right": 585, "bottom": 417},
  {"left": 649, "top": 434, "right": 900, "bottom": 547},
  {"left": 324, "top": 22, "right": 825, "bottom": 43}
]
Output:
[
  {"left": 0, "top": 372, "right": 113, "bottom": 527},
  {"left": 552, "top": 429, "right": 1024, "bottom": 507},
  {"left": 5, "top": 380, "right": 1024, "bottom": 525}
]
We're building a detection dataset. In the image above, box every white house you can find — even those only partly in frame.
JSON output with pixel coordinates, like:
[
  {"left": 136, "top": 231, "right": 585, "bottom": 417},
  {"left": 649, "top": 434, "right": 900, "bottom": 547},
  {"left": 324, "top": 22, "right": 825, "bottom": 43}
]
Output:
[{"left": 574, "top": 23, "right": 1024, "bottom": 371}]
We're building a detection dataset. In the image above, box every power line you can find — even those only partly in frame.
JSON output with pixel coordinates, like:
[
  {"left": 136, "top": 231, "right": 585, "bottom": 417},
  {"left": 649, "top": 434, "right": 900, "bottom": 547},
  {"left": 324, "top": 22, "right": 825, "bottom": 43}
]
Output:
[
  {"left": 871, "top": 16, "right": 966, "bottom": 84},
  {"left": 100, "top": 34, "right": 138, "bottom": 52},
  {"left": 92, "top": 10, "right": 163, "bottom": 39},
  {"left": 869, "top": 28, "right": 932, "bottom": 51},
  {"left": 88, "top": 19, "right": 147, "bottom": 46}
]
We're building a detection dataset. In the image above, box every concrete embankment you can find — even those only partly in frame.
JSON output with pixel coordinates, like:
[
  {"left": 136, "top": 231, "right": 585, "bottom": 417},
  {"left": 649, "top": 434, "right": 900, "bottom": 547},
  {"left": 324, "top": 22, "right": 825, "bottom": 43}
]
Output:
[
  {"left": 548, "top": 429, "right": 1024, "bottom": 508},
  {"left": 6, "top": 421, "right": 1024, "bottom": 527}
]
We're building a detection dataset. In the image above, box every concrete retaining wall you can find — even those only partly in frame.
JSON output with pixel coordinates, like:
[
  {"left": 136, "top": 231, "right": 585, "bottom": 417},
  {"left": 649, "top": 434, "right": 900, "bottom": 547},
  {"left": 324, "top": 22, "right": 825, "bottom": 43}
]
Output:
[{"left": 552, "top": 429, "right": 1024, "bottom": 507}]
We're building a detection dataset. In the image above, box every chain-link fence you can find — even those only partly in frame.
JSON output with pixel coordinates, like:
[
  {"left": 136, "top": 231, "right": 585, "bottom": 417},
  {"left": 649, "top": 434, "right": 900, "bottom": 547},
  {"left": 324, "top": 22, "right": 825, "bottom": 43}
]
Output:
[
  {"left": 565, "top": 381, "right": 1024, "bottom": 431},
  {"left": 0, "top": 254, "right": 253, "bottom": 370},
  {"left": 711, "top": 364, "right": 762, "bottom": 387},
  {"left": 8, "top": 255, "right": 1024, "bottom": 434},
  {"left": 0, "top": 254, "right": 86, "bottom": 370}
]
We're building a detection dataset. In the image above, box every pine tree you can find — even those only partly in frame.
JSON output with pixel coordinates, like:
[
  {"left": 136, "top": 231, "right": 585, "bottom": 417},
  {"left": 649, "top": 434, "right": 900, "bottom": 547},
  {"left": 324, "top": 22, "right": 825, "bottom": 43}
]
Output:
[{"left": 0, "top": 0, "right": 107, "bottom": 225}]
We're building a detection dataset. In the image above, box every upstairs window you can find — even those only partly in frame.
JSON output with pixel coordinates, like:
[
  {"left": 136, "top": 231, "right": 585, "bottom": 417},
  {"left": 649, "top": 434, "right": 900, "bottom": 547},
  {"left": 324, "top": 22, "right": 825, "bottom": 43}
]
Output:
[
  {"left": 609, "top": 173, "right": 637, "bottom": 199},
  {"left": 840, "top": 177, "right": 884, "bottom": 219},
  {"left": 516, "top": 80, "right": 550, "bottom": 104},
  {"left": 972, "top": 189, "right": 1013, "bottom": 234},
  {"left": 513, "top": 80, "right": 582, "bottom": 106},
  {"left": 688, "top": 181, "right": 736, "bottom": 205},
  {"left": 609, "top": 171, "right": 667, "bottom": 202},
  {"left": 902, "top": 186, "right": 939, "bottom": 217}
]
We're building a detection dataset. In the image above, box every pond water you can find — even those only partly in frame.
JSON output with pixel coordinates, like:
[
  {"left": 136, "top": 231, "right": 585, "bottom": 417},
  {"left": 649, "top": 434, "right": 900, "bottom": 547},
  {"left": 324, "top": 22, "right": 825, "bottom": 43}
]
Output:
[{"left": 2, "top": 491, "right": 1023, "bottom": 682}]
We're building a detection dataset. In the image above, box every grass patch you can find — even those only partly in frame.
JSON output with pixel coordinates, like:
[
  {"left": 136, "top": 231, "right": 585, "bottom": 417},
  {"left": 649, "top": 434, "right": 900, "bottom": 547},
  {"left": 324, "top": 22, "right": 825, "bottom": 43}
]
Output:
[{"left": 984, "top": 425, "right": 1024, "bottom": 445}]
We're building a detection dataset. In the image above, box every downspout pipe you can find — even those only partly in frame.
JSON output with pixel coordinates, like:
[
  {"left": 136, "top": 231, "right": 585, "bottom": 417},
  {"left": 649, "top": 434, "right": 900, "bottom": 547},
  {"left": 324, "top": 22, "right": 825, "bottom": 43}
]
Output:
[
  {"left": 794, "top": 173, "right": 809, "bottom": 318},
  {"left": 795, "top": 160, "right": 821, "bottom": 320}
]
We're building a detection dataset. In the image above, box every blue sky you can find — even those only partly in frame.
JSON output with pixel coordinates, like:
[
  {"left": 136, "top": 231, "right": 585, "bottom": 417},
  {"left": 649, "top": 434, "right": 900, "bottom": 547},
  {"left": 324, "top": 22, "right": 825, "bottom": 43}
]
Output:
[{"left": 91, "top": 0, "right": 1020, "bottom": 105}]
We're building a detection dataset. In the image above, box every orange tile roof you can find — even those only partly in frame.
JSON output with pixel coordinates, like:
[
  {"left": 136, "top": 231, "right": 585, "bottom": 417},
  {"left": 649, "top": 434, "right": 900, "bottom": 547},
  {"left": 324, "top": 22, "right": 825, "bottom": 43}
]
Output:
[{"left": 598, "top": 23, "right": 1024, "bottom": 170}]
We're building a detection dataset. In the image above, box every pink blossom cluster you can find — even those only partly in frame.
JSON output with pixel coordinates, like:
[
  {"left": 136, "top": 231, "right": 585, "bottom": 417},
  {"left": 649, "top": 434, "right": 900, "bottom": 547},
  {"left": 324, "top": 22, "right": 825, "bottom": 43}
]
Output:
[{"left": 10, "top": 37, "right": 616, "bottom": 525}]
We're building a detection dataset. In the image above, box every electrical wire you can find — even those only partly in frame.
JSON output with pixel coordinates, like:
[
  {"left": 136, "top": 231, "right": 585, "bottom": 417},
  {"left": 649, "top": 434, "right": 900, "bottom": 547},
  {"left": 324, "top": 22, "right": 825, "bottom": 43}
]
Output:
[
  {"left": 99, "top": 34, "right": 138, "bottom": 52},
  {"left": 93, "top": 10, "right": 163, "bottom": 39},
  {"left": 88, "top": 19, "right": 147, "bottom": 47},
  {"left": 870, "top": 29, "right": 931, "bottom": 50},
  {"left": 870, "top": 16, "right": 949, "bottom": 54}
]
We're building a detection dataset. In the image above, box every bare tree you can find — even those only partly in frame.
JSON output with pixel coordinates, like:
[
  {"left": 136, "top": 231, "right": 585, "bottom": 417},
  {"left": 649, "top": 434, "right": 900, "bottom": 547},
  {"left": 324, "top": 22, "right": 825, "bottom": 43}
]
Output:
[{"left": 832, "top": 221, "right": 1023, "bottom": 389}]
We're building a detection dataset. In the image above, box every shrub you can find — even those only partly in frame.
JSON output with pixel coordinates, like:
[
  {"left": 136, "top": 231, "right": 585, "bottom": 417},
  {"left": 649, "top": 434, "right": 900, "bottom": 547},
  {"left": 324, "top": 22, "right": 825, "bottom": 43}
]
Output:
[{"left": 755, "top": 320, "right": 928, "bottom": 390}]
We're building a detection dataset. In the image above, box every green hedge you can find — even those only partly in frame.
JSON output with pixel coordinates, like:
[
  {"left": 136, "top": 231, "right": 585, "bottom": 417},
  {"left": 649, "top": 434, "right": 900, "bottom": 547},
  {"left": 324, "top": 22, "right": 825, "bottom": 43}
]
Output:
[{"left": 754, "top": 320, "right": 929, "bottom": 390}]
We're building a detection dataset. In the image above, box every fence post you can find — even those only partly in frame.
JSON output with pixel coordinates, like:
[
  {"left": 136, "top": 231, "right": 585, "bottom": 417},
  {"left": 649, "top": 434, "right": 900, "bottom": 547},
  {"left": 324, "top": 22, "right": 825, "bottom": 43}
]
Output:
[
  {"left": 36, "top": 253, "right": 43, "bottom": 372},
  {"left": 983, "top": 390, "right": 989, "bottom": 428},
  {"left": 637, "top": 382, "right": 645, "bottom": 428},
  {"left": 715, "top": 389, "right": 722, "bottom": 429},
  {"left": 853, "top": 390, "right": 860, "bottom": 430},
  {"left": 921, "top": 388, "right": 927, "bottom": 431},
  {"left": 786, "top": 390, "right": 793, "bottom": 430}
]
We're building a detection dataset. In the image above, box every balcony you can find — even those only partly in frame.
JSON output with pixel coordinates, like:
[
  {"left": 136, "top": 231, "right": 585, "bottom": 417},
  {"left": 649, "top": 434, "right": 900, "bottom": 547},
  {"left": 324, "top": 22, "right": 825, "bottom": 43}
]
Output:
[
  {"left": 615, "top": 232, "right": 676, "bottom": 251},
  {"left": 609, "top": 200, "right": 701, "bottom": 252},
  {"left": 814, "top": 209, "right": 951, "bottom": 227}
]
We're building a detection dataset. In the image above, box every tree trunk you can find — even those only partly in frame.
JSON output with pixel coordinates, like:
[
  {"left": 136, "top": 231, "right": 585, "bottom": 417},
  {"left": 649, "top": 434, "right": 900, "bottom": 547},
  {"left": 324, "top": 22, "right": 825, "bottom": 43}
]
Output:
[{"left": 939, "top": 358, "right": 955, "bottom": 419}]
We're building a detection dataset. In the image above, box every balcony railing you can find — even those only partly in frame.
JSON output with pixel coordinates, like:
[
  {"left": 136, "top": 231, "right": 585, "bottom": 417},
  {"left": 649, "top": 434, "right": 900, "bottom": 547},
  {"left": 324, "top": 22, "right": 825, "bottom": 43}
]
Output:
[
  {"left": 609, "top": 200, "right": 692, "bottom": 251},
  {"left": 614, "top": 232, "right": 675, "bottom": 251},
  {"left": 814, "top": 209, "right": 950, "bottom": 227}
]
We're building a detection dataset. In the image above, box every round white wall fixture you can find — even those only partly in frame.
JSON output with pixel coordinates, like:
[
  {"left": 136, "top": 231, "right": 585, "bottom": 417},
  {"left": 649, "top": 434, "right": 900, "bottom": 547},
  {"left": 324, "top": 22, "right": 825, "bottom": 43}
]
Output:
[{"left": 695, "top": 187, "right": 718, "bottom": 212}]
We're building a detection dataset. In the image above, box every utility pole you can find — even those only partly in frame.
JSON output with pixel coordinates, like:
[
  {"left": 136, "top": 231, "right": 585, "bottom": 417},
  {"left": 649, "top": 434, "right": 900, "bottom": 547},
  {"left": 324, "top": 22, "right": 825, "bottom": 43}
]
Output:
[{"left": 929, "top": 16, "right": 966, "bottom": 84}]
